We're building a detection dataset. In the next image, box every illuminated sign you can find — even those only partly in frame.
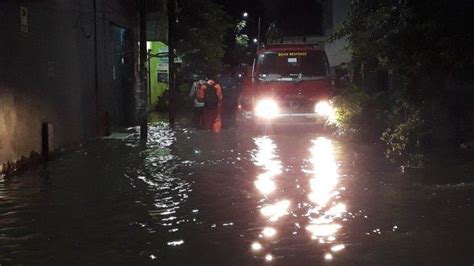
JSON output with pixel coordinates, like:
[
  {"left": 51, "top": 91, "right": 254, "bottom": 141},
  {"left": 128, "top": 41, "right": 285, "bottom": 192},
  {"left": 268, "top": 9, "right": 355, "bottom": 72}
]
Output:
[{"left": 278, "top": 52, "right": 307, "bottom": 57}]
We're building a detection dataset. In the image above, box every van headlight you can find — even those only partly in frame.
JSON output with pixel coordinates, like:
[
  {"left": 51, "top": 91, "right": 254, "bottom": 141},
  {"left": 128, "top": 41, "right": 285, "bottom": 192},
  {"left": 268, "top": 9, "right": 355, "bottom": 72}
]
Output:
[
  {"left": 255, "top": 99, "right": 279, "bottom": 119},
  {"left": 315, "top": 100, "right": 334, "bottom": 117}
]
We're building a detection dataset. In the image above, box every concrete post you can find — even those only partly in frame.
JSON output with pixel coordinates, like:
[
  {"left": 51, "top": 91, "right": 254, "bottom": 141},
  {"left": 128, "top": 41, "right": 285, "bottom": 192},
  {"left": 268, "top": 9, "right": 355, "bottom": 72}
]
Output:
[
  {"left": 139, "top": 0, "right": 148, "bottom": 140},
  {"left": 168, "top": 0, "right": 176, "bottom": 125}
]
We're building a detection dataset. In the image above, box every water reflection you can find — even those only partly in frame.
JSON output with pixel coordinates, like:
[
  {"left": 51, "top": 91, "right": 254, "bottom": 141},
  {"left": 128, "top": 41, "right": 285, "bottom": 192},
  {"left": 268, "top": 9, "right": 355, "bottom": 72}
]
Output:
[
  {"left": 126, "top": 123, "right": 193, "bottom": 250},
  {"left": 306, "top": 137, "right": 339, "bottom": 207},
  {"left": 250, "top": 136, "right": 281, "bottom": 260},
  {"left": 2, "top": 120, "right": 471, "bottom": 264},
  {"left": 260, "top": 200, "right": 290, "bottom": 222},
  {"left": 252, "top": 137, "right": 282, "bottom": 195},
  {"left": 262, "top": 227, "right": 277, "bottom": 238},
  {"left": 251, "top": 242, "right": 262, "bottom": 251},
  {"left": 305, "top": 137, "right": 346, "bottom": 260},
  {"left": 251, "top": 136, "right": 347, "bottom": 262},
  {"left": 265, "top": 254, "right": 273, "bottom": 262}
]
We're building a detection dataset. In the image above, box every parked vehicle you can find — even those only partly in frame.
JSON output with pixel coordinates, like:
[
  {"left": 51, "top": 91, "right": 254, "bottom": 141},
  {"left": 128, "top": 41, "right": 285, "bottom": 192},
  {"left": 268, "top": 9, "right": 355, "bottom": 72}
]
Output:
[{"left": 238, "top": 43, "right": 334, "bottom": 126}]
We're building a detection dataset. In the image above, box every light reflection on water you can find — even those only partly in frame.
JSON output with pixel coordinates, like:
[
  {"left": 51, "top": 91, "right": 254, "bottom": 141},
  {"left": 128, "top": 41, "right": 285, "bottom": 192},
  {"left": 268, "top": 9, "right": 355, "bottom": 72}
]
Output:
[
  {"left": 250, "top": 136, "right": 285, "bottom": 262},
  {"left": 1, "top": 121, "right": 472, "bottom": 264},
  {"left": 125, "top": 123, "right": 193, "bottom": 248},
  {"left": 251, "top": 135, "right": 347, "bottom": 262},
  {"left": 305, "top": 137, "right": 346, "bottom": 260},
  {"left": 307, "top": 138, "right": 340, "bottom": 207},
  {"left": 260, "top": 200, "right": 290, "bottom": 222},
  {"left": 252, "top": 137, "right": 282, "bottom": 195},
  {"left": 2, "top": 120, "right": 474, "bottom": 265}
]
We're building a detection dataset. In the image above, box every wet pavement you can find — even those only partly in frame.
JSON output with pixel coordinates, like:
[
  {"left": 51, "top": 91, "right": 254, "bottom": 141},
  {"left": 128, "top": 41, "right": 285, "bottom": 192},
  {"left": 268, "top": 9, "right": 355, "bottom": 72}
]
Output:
[{"left": 1, "top": 121, "right": 473, "bottom": 265}]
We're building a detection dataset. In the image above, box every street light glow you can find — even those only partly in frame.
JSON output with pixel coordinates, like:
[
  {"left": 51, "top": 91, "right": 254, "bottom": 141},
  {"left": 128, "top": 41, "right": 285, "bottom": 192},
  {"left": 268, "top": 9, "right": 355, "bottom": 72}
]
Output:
[{"left": 243, "top": 12, "right": 248, "bottom": 18}]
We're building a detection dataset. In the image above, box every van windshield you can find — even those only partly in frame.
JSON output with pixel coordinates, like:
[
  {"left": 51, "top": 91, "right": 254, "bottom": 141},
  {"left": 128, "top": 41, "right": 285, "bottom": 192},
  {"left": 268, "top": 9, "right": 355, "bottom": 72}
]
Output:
[{"left": 256, "top": 51, "right": 328, "bottom": 81}]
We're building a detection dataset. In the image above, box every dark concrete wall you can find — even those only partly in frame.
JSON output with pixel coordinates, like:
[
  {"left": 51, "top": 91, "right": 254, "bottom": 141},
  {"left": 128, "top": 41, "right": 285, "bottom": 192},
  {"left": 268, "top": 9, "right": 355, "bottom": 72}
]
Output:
[{"left": 0, "top": 0, "right": 138, "bottom": 173}]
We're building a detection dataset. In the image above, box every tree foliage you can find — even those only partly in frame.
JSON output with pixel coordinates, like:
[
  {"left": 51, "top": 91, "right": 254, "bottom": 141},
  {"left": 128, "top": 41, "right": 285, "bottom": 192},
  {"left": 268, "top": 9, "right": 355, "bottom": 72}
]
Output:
[
  {"left": 176, "top": 0, "right": 231, "bottom": 78},
  {"left": 331, "top": 0, "right": 474, "bottom": 166}
]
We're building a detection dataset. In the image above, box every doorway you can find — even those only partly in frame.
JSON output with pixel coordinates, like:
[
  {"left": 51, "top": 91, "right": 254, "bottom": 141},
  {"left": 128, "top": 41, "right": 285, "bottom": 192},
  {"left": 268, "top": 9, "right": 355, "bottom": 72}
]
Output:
[{"left": 109, "top": 24, "right": 135, "bottom": 127}]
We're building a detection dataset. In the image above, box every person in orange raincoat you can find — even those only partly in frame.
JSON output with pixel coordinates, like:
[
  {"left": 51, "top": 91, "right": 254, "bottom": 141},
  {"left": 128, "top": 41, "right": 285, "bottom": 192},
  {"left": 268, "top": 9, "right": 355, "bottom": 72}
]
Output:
[{"left": 197, "top": 79, "right": 223, "bottom": 133}]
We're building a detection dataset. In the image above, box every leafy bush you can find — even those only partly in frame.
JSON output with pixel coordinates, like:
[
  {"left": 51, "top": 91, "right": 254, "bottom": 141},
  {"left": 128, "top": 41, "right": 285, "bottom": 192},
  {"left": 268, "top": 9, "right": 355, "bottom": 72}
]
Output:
[
  {"left": 381, "top": 107, "right": 424, "bottom": 167},
  {"left": 331, "top": 84, "right": 370, "bottom": 136},
  {"left": 329, "top": 0, "right": 474, "bottom": 168},
  {"left": 331, "top": 84, "right": 388, "bottom": 141}
]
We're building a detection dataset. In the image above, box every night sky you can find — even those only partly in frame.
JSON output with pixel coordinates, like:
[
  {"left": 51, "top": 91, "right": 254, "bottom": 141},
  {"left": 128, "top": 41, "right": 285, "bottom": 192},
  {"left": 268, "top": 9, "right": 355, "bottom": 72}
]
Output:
[
  {"left": 216, "top": 0, "right": 322, "bottom": 36},
  {"left": 215, "top": 0, "right": 265, "bottom": 19},
  {"left": 215, "top": 0, "right": 323, "bottom": 65}
]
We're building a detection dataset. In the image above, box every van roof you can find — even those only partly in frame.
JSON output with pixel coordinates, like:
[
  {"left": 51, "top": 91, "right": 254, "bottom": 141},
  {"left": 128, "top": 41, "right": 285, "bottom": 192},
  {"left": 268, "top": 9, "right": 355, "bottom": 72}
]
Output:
[{"left": 258, "top": 44, "right": 322, "bottom": 54}]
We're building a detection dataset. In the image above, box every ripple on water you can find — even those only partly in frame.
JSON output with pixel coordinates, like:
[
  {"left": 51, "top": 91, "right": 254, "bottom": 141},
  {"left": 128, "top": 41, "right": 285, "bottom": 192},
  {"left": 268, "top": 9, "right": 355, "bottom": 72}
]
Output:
[{"left": 124, "top": 123, "right": 195, "bottom": 248}]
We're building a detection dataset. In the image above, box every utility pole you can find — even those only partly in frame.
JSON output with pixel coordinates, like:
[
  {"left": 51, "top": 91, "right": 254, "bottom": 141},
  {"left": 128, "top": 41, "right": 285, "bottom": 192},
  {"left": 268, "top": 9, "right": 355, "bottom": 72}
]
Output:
[
  {"left": 257, "top": 16, "right": 261, "bottom": 51},
  {"left": 168, "top": 0, "right": 176, "bottom": 125},
  {"left": 93, "top": 0, "right": 99, "bottom": 135},
  {"left": 139, "top": 0, "right": 148, "bottom": 140}
]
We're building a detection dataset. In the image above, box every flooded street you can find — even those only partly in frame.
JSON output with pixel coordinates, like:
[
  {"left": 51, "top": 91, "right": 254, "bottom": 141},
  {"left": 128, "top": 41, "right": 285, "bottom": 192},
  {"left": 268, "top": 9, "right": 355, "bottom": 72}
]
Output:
[{"left": 1, "top": 122, "right": 473, "bottom": 265}]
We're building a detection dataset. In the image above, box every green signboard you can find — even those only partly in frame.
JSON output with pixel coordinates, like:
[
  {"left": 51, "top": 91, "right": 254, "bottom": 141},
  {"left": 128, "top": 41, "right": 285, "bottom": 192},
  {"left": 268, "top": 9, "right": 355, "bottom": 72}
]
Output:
[{"left": 148, "top": 42, "right": 169, "bottom": 109}]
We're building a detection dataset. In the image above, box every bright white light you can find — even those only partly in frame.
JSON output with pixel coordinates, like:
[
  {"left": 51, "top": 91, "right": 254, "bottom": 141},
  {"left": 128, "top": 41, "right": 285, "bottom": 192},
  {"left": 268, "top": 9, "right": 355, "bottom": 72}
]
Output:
[
  {"left": 324, "top": 253, "right": 333, "bottom": 260},
  {"left": 315, "top": 100, "right": 334, "bottom": 118},
  {"left": 265, "top": 254, "right": 273, "bottom": 261},
  {"left": 253, "top": 38, "right": 258, "bottom": 43},
  {"left": 306, "top": 223, "right": 341, "bottom": 237},
  {"left": 326, "top": 203, "right": 347, "bottom": 217},
  {"left": 167, "top": 240, "right": 184, "bottom": 246},
  {"left": 260, "top": 200, "right": 290, "bottom": 221},
  {"left": 262, "top": 227, "right": 277, "bottom": 238},
  {"left": 253, "top": 136, "right": 282, "bottom": 195},
  {"left": 331, "top": 244, "right": 345, "bottom": 252},
  {"left": 251, "top": 242, "right": 262, "bottom": 251},
  {"left": 255, "top": 176, "right": 276, "bottom": 195},
  {"left": 255, "top": 99, "right": 279, "bottom": 119},
  {"left": 307, "top": 137, "right": 339, "bottom": 207},
  {"left": 243, "top": 12, "right": 249, "bottom": 18}
]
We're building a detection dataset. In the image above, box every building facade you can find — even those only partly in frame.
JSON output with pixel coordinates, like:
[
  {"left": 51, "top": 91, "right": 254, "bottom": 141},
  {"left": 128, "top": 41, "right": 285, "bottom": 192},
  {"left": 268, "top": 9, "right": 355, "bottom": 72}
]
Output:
[
  {"left": 0, "top": 0, "right": 139, "bottom": 174},
  {"left": 322, "top": 0, "right": 351, "bottom": 67}
]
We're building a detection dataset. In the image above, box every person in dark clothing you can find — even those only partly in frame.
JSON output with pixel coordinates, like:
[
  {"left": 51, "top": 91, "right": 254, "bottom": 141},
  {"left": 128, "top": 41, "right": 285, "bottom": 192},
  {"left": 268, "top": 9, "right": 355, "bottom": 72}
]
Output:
[
  {"left": 189, "top": 79, "right": 206, "bottom": 128},
  {"left": 197, "top": 79, "right": 223, "bottom": 133},
  {"left": 156, "top": 90, "right": 169, "bottom": 112}
]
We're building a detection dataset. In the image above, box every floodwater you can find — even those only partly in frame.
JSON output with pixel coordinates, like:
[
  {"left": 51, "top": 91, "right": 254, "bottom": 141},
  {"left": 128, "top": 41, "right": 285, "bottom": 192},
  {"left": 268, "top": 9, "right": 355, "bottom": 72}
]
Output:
[{"left": 1, "top": 122, "right": 473, "bottom": 265}]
